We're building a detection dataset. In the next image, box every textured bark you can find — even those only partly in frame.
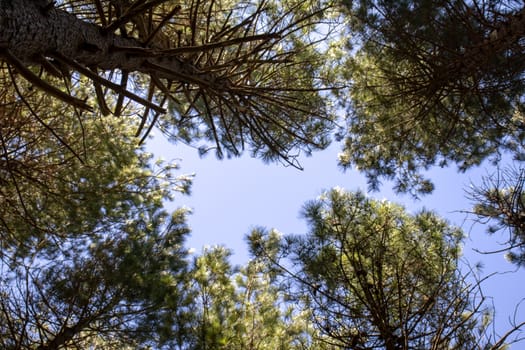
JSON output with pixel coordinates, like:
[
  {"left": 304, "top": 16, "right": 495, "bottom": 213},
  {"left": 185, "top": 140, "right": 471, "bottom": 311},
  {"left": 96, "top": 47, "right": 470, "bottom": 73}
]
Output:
[{"left": 0, "top": 0, "right": 216, "bottom": 87}]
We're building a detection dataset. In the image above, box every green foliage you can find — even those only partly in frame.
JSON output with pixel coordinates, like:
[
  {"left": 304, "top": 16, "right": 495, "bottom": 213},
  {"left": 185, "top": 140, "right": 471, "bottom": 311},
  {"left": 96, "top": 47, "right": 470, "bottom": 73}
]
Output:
[
  {"left": 153, "top": 0, "right": 339, "bottom": 167},
  {"left": 2, "top": 0, "right": 340, "bottom": 169},
  {"left": 336, "top": 0, "right": 525, "bottom": 195},
  {"left": 3, "top": 1, "right": 524, "bottom": 348},
  {"left": 249, "top": 188, "right": 501, "bottom": 349},
  {"left": 468, "top": 166, "right": 525, "bottom": 266},
  {"left": 184, "top": 245, "right": 327, "bottom": 350},
  {"left": 0, "top": 99, "right": 195, "bottom": 348}
]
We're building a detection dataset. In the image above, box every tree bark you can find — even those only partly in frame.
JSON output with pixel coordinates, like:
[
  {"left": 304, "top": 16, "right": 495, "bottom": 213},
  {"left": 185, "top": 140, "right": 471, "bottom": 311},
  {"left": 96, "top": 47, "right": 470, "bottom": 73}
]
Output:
[{"left": 0, "top": 0, "right": 217, "bottom": 86}]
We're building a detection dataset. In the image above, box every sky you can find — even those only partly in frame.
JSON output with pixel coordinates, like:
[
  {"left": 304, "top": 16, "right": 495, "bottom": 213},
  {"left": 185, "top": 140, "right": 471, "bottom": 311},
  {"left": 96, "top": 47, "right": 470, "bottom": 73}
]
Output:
[{"left": 149, "top": 133, "right": 525, "bottom": 347}]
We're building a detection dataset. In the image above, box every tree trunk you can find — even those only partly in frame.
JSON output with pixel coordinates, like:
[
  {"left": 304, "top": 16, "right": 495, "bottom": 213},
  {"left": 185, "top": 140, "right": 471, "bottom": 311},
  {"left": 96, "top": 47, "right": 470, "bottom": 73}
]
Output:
[{"left": 0, "top": 0, "right": 217, "bottom": 87}]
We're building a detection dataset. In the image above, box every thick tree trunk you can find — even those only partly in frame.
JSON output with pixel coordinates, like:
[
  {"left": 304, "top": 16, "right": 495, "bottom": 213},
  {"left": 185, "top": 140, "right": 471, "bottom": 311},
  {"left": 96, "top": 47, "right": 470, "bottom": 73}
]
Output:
[{"left": 0, "top": 0, "right": 216, "bottom": 86}]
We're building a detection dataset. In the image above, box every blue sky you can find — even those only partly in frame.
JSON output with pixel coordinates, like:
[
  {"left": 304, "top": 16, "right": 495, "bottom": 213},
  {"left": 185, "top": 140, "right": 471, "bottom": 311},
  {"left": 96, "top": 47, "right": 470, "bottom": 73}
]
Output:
[{"left": 149, "top": 134, "right": 525, "bottom": 346}]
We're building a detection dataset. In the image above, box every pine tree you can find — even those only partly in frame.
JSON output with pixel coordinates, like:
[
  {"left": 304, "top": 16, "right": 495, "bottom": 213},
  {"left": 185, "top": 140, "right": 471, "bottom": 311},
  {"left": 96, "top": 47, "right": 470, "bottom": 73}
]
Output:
[
  {"left": 0, "top": 0, "right": 337, "bottom": 166},
  {"left": 0, "top": 111, "right": 195, "bottom": 349},
  {"left": 248, "top": 189, "right": 518, "bottom": 349},
  {"left": 184, "top": 245, "right": 330, "bottom": 350},
  {"left": 468, "top": 166, "right": 525, "bottom": 266},
  {"left": 336, "top": 0, "right": 525, "bottom": 195}
]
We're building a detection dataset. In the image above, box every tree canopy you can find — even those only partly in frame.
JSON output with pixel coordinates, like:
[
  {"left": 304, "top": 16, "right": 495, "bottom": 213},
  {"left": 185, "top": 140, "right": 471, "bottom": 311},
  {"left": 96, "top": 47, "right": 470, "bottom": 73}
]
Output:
[
  {"left": 336, "top": 0, "right": 525, "bottom": 195},
  {"left": 468, "top": 166, "right": 525, "bottom": 265},
  {"left": 183, "top": 245, "right": 327, "bottom": 350},
  {"left": 0, "top": 0, "right": 338, "bottom": 167},
  {"left": 0, "top": 106, "right": 194, "bottom": 348},
  {"left": 248, "top": 188, "right": 520, "bottom": 349},
  {"left": 1, "top": 0, "right": 525, "bottom": 348}
]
